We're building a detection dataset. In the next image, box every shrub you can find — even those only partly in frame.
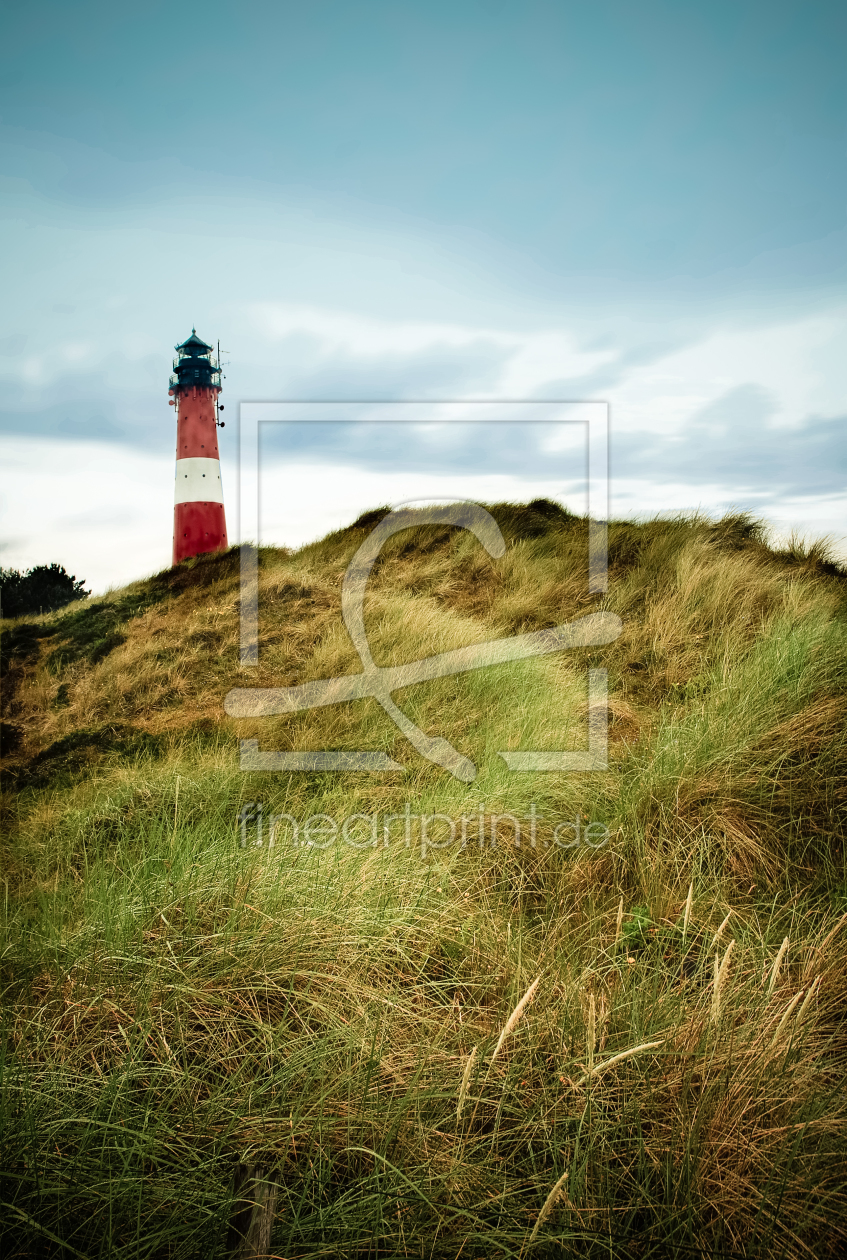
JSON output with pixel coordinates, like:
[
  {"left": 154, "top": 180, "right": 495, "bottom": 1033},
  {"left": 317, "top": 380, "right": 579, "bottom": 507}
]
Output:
[{"left": 0, "top": 563, "right": 90, "bottom": 619}]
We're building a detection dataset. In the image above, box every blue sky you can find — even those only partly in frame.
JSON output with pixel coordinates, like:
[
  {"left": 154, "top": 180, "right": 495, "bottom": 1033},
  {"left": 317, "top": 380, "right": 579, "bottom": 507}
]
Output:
[{"left": 1, "top": 0, "right": 845, "bottom": 588}]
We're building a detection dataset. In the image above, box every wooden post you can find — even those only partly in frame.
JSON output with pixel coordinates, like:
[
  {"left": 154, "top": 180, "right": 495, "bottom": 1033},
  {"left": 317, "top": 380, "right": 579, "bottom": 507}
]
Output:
[{"left": 226, "top": 1161, "right": 278, "bottom": 1259}]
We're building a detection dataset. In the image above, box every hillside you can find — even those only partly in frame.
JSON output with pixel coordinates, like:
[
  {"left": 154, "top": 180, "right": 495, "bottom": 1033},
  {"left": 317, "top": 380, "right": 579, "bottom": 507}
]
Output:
[{"left": 2, "top": 503, "right": 847, "bottom": 1258}]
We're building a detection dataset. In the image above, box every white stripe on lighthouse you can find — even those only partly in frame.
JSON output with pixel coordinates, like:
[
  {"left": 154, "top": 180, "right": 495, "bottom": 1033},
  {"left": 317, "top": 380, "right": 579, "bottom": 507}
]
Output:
[{"left": 174, "top": 458, "right": 224, "bottom": 505}]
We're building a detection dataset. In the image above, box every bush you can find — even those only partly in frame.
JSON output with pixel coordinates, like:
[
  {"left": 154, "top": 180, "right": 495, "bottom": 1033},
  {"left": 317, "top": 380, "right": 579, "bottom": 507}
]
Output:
[{"left": 0, "top": 563, "right": 89, "bottom": 619}]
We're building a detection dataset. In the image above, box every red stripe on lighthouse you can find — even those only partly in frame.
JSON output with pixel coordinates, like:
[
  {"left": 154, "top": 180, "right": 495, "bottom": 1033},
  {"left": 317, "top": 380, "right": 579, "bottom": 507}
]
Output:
[
  {"left": 174, "top": 390, "right": 221, "bottom": 459},
  {"left": 174, "top": 501, "right": 228, "bottom": 564}
]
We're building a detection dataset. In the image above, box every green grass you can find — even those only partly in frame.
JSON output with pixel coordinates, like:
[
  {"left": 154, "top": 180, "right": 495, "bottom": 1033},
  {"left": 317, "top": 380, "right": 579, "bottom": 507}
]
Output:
[{"left": 1, "top": 506, "right": 846, "bottom": 1257}]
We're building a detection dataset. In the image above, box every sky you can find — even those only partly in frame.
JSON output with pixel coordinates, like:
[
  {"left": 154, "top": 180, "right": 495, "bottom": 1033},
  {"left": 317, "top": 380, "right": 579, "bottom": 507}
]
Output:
[{"left": 1, "top": 0, "right": 845, "bottom": 592}]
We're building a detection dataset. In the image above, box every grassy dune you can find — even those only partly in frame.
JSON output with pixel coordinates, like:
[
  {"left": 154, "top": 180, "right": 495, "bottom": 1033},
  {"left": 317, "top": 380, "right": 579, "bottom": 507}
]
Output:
[{"left": 1, "top": 503, "right": 846, "bottom": 1258}]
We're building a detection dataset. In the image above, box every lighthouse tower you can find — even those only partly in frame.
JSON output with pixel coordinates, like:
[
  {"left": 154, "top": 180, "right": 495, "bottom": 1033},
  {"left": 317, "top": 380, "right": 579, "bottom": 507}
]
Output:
[{"left": 169, "top": 330, "right": 228, "bottom": 566}]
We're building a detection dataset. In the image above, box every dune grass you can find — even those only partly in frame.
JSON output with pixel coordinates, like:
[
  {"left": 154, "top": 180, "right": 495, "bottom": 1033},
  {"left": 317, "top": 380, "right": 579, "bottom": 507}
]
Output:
[{"left": 1, "top": 504, "right": 846, "bottom": 1257}]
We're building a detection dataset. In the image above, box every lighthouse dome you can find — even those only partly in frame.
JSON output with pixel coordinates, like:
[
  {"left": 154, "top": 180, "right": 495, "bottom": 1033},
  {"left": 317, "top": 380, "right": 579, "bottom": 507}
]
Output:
[
  {"left": 170, "top": 329, "right": 221, "bottom": 392},
  {"left": 175, "top": 329, "right": 214, "bottom": 357}
]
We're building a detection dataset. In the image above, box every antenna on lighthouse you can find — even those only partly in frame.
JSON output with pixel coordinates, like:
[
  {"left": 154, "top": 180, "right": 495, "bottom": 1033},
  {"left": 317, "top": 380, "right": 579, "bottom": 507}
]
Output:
[
  {"left": 170, "top": 329, "right": 229, "bottom": 567},
  {"left": 214, "top": 340, "right": 229, "bottom": 427}
]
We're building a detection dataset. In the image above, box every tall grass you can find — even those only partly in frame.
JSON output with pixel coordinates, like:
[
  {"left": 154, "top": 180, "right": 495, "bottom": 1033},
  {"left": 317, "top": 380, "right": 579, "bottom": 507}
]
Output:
[{"left": 1, "top": 507, "right": 846, "bottom": 1257}]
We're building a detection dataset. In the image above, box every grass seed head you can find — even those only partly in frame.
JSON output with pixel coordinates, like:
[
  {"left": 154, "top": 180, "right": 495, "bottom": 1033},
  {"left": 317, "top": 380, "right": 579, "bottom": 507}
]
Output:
[
  {"left": 682, "top": 881, "right": 693, "bottom": 939},
  {"left": 491, "top": 976, "right": 541, "bottom": 1065},
  {"left": 457, "top": 1045, "right": 478, "bottom": 1123},
  {"left": 768, "top": 936, "right": 790, "bottom": 997},
  {"left": 711, "top": 939, "right": 735, "bottom": 1024},
  {"left": 528, "top": 1169, "right": 570, "bottom": 1245}
]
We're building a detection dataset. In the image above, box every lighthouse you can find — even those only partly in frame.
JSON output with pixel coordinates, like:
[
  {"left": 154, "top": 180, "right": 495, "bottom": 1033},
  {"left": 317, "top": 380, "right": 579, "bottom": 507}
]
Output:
[{"left": 169, "top": 330, "right": 228, "bottom": 566}]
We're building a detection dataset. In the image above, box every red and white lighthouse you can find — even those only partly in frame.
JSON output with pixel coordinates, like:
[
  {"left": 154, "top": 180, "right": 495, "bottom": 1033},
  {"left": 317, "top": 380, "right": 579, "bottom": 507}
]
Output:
[{"left": 169, "top": 330, "right": 228, "bottom": 566}]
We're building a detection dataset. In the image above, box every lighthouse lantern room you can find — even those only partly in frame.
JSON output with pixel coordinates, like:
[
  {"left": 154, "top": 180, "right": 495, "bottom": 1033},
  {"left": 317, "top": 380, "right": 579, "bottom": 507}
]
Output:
[{"left": 170, "top": 329, "right": 228, "bottom": 566}]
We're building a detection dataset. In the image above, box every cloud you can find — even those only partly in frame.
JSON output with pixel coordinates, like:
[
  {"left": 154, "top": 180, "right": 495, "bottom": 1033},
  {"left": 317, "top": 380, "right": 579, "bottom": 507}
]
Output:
[
  {"left": 58, "top": 415, "right": 125, "bottom": 440},
  {"left": 612, "top": 387, "right": 846, "bottom": 498},
  {"left": 257, "top": 415, "right": 585, "bottom": 480}
]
